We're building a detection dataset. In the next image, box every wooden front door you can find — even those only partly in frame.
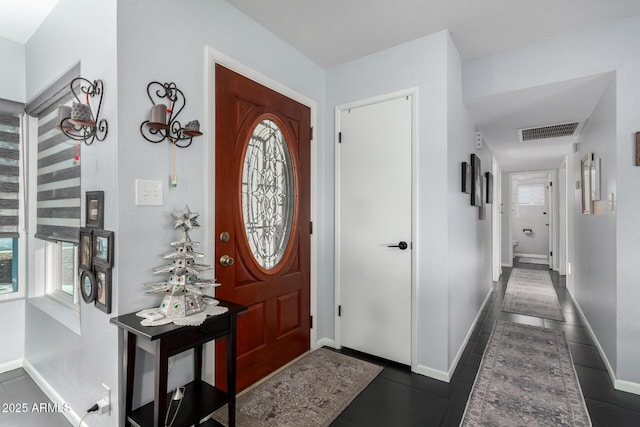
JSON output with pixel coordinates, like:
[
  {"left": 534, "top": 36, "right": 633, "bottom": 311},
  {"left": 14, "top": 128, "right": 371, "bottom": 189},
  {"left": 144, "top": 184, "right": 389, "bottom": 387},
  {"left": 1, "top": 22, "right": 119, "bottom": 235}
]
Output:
[{"left": 214, "top": 65, "right": 311, "bottom": 391}]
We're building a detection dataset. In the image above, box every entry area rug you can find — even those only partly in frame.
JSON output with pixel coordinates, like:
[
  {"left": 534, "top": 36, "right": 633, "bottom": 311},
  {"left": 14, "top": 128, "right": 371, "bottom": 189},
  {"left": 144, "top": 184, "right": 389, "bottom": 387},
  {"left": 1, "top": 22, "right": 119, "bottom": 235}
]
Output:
[
  {"left": 212, "top": 348, "right": 382, "bottom": 426},
  {"left": 502, "top": 268, "right": 565, "bottom": 321},
  {"left": 461, "top": 321, "right": 591, "bottom": 427}
]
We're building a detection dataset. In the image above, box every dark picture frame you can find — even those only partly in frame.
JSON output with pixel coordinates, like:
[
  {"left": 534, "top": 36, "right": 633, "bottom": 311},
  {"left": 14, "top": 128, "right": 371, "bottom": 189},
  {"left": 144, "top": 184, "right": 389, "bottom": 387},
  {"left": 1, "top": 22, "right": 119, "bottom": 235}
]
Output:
[
  {"left": 86, "top": 191, "right": 104, "bottom": 228},
  {"left": 470, "top": 154, "right": 482, "bottom": 207},
  {"left": 78, "top": 228, "right": 93, "bottom": 270},
  {"left": 93, "top": 229, "right": 114, "bottom": 267},
  {"left": 80, "top": 269, "right": 98, "bottom": 304},
  {"left": 485, "top": 172, "right": 493, "bottom": 204},
  {"left": 94, "top": 263, "right": 112, "bottom": 314},
  {"left": 461, "top": 162, "right": 471, "bottom": 194}
]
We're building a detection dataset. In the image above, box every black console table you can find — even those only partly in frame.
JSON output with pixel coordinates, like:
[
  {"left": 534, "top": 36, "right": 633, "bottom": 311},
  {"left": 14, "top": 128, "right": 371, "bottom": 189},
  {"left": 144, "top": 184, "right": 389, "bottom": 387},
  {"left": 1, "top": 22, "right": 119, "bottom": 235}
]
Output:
[{"left": 111, "top": 299, "right": 246, "bottom": 427}]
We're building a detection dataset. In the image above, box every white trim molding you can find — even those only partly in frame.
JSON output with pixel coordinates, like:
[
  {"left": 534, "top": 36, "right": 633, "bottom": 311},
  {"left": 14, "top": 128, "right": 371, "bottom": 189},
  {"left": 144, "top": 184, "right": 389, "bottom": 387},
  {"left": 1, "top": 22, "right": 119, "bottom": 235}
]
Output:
[
  {"left": 315, "top": 337, "right": 336, "bottom": 349},
  {"left": 0, "top": 358, "right": 23, "bottom": 374},
  {"left": 615, "top": 379, "right": 640, "bottom": 396},
  {"left": 22, "top": 359, "right": 82, "bottom": 426},
  {"left": 414, "top": 286, "right": 494, "bottom": 383}
]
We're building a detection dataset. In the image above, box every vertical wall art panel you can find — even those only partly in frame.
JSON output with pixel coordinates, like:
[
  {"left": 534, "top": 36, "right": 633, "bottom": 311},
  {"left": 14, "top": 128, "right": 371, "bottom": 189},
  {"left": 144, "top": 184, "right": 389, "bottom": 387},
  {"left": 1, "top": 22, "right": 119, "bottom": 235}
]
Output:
[
  {"left": 461, "top": 161, "right": 471, "bottom": 193},
  {"left": 470, "top": 154, "right": 482, "bottom": 207}
]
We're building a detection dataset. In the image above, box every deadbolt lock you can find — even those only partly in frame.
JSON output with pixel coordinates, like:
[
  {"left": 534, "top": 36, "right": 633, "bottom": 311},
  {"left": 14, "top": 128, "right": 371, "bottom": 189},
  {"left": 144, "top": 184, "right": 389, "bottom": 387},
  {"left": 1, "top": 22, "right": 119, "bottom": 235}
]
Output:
[{"left": 219, "top": 231, "right": 230, "bottom": 242}]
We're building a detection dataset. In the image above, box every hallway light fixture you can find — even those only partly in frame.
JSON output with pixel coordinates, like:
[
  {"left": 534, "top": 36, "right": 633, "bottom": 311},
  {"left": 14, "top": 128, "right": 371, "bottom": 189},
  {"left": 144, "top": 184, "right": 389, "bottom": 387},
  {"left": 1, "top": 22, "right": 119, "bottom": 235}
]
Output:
[
  {"left": 140, "top": 81, "right": 203, "bottom": 148},
  {"left": 56, "top": 77, "right": 108, "bottom": 145}
]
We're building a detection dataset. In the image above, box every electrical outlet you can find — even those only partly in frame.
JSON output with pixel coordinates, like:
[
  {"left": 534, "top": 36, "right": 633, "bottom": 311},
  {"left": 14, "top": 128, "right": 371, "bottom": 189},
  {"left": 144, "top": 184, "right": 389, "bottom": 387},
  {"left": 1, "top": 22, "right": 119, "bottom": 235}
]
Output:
[
  {"left": 99, "top": 384, "right": 110, "bottom": 415},
  {"left": 135, "top": 179, "right": 163, "bottom": 206}
]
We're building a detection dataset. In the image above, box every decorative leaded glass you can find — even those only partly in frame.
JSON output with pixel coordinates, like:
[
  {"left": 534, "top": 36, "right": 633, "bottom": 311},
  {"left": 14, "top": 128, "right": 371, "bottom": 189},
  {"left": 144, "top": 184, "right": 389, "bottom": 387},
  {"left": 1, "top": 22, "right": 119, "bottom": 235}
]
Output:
[{"left": 242, "top": 119, "right": 294, "bottom": 270}]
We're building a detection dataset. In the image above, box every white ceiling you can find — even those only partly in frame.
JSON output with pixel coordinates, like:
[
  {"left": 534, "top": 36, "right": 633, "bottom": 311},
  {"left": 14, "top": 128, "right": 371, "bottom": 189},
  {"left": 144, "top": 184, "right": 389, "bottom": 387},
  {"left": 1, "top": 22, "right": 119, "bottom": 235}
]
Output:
[
  {"left": 226, "top": 0, "right": 640, "bottom": 67},
  {"left": 3, "top": 1, "right": 637, "bottom": 173},
  {"left": 0, "top": 0, "right": 59, "bottom": 44},
  {"left": 465, "top": 73, "right": 614, "bottom": 172},
  {"left": 225, "top": 0, "right": 636, "bottom": 172}
]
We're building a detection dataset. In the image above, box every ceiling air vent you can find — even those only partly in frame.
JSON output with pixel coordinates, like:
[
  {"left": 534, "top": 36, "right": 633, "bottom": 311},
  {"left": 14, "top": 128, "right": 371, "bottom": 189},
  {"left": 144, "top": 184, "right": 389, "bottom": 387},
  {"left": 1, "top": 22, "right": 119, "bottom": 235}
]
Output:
[{"left": 518, "top": 121, "right": 585, "bottom": 142}]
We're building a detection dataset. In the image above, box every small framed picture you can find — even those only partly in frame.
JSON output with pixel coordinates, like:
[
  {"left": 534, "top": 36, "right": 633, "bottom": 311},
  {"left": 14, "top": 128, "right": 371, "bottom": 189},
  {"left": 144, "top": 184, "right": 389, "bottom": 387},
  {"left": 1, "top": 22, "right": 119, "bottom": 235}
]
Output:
[
  {"left": 78, "top": 228, "right": 93, "bottom": 270},
  {"left": 461, "top": 162, "right": 471, "bottom": 194},
  {"left": 86, "top": 191, "right": 104, "bottom": 228},
  {"left": 93, "top": 230, "right": 114, "bottom": 267},
  {"left": 79, "top": 269, "right": 98, "bottom": 304},
  {"left": 485, "top": 172, "right": 493, "bottom": 204},
  {"left": 470, "top": 154, "right": 482, "bottom": 207},
  {"left": 94, "top": 264, "right": 112, "bottom": 314}
]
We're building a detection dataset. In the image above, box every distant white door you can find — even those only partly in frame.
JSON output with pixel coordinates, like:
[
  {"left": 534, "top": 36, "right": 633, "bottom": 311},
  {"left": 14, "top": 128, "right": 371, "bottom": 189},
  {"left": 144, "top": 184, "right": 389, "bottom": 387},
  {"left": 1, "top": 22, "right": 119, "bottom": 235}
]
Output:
[{"left": 337, "top": 95, "right": 412, "bottom": 365}]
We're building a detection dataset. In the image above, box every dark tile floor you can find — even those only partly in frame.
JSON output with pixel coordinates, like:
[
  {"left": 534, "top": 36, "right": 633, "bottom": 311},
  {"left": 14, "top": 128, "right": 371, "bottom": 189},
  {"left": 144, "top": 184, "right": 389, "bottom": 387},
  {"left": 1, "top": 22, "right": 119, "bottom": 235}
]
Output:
[
  {"left": 0, "top": 368, "right": 70, "bottom": 426},
  {"left": 332, "top": 261, "right": 640, "bottom": 426},
  {"left": 3, "top": 262, "right": 640, "bottom": 426}
]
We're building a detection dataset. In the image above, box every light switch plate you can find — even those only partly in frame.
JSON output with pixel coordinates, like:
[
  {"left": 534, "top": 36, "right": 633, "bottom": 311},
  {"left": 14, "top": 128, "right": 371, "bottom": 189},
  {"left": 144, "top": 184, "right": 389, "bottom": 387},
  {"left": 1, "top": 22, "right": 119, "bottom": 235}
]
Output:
[{"left": 135, "top": 179, "right": 163, "bottom": 206}]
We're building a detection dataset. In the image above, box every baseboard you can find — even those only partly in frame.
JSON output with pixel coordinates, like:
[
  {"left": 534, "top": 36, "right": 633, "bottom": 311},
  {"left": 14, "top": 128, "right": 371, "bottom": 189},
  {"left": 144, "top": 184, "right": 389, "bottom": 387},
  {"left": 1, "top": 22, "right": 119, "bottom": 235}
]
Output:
[
  {"left": 414, "top": 364, "right": 449, "bottom": 382},
  {"left": 413, "top": 288, "right": 494, "bottom": 384},
  {"left": 446, "top": 288, "right": 494, "bottom": 382},
  {"left": 316, "top": 337, "right": 336, "bottom": 349},
  {"left": 0, "top": 358, "right": 23, "bottom": 374},
  {"left": 615, "top": 379, "right": 640, "bottom": 395},
  {"left": 501, "top": 262, "right": 513, "bottom": 268},
  {"left": 514, "top": 253, "right": 546, "bottom": 259},
  {"left": 22, "top": 359, "right": 82, "bottom": 426},
  {"left": 567, "top": 291, "right": 640, "bottom": 396}
]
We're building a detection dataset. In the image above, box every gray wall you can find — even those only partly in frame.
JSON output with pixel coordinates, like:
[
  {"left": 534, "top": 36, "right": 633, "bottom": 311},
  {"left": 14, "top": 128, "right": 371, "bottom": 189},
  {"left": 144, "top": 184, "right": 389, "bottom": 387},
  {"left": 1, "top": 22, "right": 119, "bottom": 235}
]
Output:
[
  {"left": 570, "top": 76, "right": 618, "bottom": 372},
  {"left": 24, "top": 1, "right": 119, "bottom": 425},
  {"left": 0, "top": 37, "right": 25, "bottom": 102},
  {"left": 0, "top": 37, "right": 26, "bottom": 371}
]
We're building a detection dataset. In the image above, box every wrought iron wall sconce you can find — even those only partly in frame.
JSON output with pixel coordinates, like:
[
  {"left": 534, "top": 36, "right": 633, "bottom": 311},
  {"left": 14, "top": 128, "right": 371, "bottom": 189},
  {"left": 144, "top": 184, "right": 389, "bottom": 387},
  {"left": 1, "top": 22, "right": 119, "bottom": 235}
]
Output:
[
  {"left": 140, "top": 81, "right": 202, "bottom": 148},
  {"left": 56, "top": 78, "right": 108, "bottom": 145}
]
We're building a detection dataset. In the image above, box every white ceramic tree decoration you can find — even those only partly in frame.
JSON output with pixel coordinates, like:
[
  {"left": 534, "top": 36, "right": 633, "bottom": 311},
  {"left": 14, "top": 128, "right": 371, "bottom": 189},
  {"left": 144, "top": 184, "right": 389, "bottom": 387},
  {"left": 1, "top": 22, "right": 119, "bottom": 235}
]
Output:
[{"left": 139, "top": 205, "right": 222, "bottom": 325}]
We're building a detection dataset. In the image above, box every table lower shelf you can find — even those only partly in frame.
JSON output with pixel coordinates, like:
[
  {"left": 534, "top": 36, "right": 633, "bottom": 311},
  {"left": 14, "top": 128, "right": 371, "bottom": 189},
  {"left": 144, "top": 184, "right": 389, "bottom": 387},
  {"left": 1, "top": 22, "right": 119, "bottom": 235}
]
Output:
[{"left": 128, "top": 380, "right": 229, "bottom": 427}]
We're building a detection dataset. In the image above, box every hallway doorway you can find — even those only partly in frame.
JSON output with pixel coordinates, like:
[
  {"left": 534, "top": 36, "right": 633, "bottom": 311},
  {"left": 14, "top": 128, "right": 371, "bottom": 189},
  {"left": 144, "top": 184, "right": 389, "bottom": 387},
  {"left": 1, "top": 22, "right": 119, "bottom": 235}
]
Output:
[{"left": 509, "top": 171, "right": 554, "bottom": 267}]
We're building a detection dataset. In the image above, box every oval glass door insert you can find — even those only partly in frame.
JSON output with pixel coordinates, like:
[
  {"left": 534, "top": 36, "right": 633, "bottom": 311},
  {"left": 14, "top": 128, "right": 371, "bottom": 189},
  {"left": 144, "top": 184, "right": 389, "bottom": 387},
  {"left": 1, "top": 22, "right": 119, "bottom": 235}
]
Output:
[{"left": 242, "top": 119, "right": 294, "bottom": 270}]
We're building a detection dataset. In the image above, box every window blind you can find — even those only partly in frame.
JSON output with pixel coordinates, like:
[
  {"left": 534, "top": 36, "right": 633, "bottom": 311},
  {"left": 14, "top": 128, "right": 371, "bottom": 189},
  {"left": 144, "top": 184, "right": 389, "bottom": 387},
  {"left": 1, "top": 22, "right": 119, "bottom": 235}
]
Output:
[
  {"left": 34, "top": 83, "right": 81, "bottom": 243},
  {"left": 0, "top": 104, "right": 22, "bottom": 238}
]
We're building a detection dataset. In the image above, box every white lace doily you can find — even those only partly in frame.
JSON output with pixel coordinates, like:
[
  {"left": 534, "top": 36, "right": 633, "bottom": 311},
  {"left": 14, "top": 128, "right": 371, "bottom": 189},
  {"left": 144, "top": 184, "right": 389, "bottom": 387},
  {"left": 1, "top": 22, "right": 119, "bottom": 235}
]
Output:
[{"left": 136, "top": 303, "right": 229, "bottom": 327}]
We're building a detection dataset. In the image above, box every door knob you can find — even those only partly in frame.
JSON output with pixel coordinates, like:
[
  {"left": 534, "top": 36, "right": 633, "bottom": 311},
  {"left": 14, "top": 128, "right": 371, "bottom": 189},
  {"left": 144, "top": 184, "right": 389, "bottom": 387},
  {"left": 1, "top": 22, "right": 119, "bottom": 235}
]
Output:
[
  {"left": 388, "top": 241, "right": 408, "bottom": 250},
  {"left": 219, "top": 255, "right": 235, "bottom": 266}
]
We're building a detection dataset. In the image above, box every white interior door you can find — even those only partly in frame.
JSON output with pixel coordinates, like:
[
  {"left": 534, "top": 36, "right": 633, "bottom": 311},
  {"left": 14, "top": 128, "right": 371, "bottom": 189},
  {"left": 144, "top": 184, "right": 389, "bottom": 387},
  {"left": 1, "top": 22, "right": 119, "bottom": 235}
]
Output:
[{"left": 337, "top": 95, "right": 412, "bottom": 365}]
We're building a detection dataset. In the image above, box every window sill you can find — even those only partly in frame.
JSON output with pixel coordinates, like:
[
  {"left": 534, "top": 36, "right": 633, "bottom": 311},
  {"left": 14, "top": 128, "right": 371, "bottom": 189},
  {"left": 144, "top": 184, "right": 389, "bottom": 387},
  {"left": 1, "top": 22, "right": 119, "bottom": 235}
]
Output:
[
  {"left": 28, "top": 296, "right": 81, "bottom": 335},
  {"left": 0, "top": 291, "right": 26, "bottom": 303}
]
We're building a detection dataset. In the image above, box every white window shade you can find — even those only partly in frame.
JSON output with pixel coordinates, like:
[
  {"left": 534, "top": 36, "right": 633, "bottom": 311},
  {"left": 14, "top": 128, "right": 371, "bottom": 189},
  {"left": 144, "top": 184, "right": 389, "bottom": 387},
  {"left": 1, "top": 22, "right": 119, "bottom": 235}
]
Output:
[
  {"left": 35, "top": 89, "right": 81, "bottom": 243},
  {"left": 517, "top": 183, "right": 545, "bottom": 205},
  {"left": 0, "top": 108, "right": 21, "bottom": 238}
]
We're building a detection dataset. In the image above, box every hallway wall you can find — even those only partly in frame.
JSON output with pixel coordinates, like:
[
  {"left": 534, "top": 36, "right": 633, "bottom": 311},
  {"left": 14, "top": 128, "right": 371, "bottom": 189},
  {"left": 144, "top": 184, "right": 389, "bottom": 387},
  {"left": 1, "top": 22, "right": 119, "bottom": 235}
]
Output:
[
  {"left": 569, "top": 76, "right": 617, "bottom": 373},
  {"left": 463, "top": 14, "right": 639, "bottom": 388}
]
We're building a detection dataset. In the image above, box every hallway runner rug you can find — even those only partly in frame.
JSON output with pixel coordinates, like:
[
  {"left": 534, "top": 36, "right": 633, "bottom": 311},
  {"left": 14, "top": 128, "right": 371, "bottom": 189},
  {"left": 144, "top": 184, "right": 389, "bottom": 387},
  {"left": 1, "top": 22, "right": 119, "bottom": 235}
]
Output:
[
  {"left": 212, "top": 348, "right": 382, "bottom": 426},
  {"left": 461, "top": 320, "right": 591, "bottom": 427},
  {"left": 501, "top": 268, "right": 565, "bottom": 321}
]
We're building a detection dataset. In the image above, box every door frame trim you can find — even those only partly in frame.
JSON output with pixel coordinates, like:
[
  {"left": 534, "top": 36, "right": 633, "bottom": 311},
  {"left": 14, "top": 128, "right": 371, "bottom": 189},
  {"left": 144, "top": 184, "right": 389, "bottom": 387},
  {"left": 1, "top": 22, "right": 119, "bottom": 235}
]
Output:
[
  {"left": 334, "top": 89, "right": 418, "bottom": 371},
  {"left": 204, "top": 47, "right": 318, "bottom": 377}
]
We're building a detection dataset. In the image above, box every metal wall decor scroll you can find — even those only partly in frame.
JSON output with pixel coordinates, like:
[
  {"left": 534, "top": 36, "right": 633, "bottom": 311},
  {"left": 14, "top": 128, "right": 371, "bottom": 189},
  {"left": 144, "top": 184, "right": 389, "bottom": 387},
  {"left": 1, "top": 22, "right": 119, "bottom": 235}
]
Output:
[
  {"left": 140, "top": 81, "right": 203, "bottom": 148},
  {"left": 57, "top": 77, "right": 108, "bottom": 145}
]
